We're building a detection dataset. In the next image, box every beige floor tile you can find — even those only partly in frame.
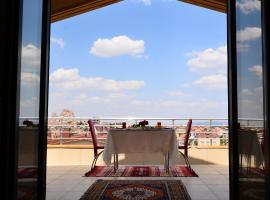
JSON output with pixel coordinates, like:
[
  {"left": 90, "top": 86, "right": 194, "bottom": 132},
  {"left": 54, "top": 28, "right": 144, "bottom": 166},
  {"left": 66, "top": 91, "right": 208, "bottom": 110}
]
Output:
[{"left": 46, "top": 164, "right": 229, "bottom": 200}]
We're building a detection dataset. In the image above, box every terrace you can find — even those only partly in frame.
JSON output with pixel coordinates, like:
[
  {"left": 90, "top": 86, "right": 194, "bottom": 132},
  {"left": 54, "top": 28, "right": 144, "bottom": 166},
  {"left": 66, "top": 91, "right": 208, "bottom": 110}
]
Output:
[
  {"left": 47, "top": 117, "right": 229, "bottom": 165},
  {"left": 45, "top": 117, "right": 229, "bottom": 199}
]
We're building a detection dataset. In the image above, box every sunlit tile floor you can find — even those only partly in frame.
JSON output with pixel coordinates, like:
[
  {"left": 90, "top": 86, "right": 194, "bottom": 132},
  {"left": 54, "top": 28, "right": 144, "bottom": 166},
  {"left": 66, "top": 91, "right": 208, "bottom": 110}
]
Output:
[{"left": 46, "top": 165, "right": 229, "bottom": 200}]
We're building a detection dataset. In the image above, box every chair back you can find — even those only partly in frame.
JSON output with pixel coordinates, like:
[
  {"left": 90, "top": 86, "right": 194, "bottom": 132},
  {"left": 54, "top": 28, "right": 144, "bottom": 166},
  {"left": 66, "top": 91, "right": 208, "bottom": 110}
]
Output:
[
  {"left": 88, "top": 120, "right": 98, "bottom": 156},
  {"left": 184, "top": 119, "right": 192, "bottom": 147}
]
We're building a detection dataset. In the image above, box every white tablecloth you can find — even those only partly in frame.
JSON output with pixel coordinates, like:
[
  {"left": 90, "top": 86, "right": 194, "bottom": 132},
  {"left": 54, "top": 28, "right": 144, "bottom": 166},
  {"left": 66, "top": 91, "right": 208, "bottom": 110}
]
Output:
[
  {"left": 103, "top": 128, "right": 178, "bottom": 167},
  {"left": 238, "top": 129, "right": 264, "bottom": 167}
]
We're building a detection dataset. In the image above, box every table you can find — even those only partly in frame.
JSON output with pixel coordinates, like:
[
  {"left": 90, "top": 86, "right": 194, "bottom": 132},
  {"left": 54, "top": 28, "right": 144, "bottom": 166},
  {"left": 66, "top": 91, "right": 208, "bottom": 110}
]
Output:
[
  {"left": 103, "top": 128, "right": 178, "bottom": 172},
  {"left": 238, "top": 128, "right": 264, "bottom": 168}
]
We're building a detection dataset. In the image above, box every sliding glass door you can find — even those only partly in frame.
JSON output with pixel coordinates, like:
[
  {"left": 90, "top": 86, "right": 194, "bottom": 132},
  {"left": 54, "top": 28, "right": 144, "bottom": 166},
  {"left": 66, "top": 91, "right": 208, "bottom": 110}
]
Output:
[
  {"left": 228, "top": 0, "right": 269, "bottom": 199},
  {"left": 0, "top": 0, "right": 50, "bottom": 199}
]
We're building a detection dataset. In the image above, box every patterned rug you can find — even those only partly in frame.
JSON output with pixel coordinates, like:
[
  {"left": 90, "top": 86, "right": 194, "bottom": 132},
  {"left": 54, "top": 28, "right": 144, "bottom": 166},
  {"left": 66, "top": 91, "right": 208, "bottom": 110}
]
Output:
[
  {"left": 17, "top": 182, "right": 36, "bottom": 200},
  {"left": 239, "top": 180, "right": 265, "bottom": 200},
  {"left": 17, "top": 167, "right": 37, "bottom": 200},
  {"left": 85, "top": 166, "right": 198, "bottom": 177},
  {"left": 79, "top": 179, "right": 191, "bottom": 200},
  {"left": 239, "top": 167, "right": 265, "bottom": 179},
  {"left": 18, "top": 167, "right": 37, "bottom": 179}
]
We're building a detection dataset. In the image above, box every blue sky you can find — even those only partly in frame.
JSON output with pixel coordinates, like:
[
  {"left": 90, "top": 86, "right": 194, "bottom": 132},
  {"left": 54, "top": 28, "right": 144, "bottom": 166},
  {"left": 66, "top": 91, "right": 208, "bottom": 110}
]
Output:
[{"left": 48, "top": 0, "right": 228, "bottom": 118}]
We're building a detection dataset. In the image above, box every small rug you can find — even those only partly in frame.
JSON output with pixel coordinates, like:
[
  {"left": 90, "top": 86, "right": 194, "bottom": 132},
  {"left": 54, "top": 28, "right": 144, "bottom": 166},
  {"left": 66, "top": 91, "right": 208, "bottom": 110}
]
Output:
[
  {"left": 79, "top": 179, "right": 191, "bottom": 200},
  {"left": 18, "top": 182, "right": 37, "bottom": 200},
  {"left": 239, "top": 167, "right": 265, "bottom": 179},
  {"left": 239, "top": 180, "right": 265, "bottom": 200},
  {"left": 85, "top": 166, "right": 198, "bottom": 177},
  {"left": 18, "top": 167, "right": 37, "bottom": 179}
]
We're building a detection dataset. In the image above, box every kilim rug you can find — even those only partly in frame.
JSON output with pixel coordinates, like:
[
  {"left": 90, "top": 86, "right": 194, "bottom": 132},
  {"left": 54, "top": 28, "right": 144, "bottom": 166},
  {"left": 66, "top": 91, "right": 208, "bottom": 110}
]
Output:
[
  {"left": 79, "top": 179, "right": 191, "bottom": 200},
  {"left": 239, "top": 167, "right": 265, "bottom": 179},
  {"left": 18, "top": 167, "right": 37, "bottom": 179},
  {"left": 17, "top": 182, "right": 37, "bottom": 200},
  {"left": 239, "top": 180, "right": 265, "bottom": 200},
  {"left": 17, "top": 167, "right": 37, "bottom": 200},
  {"left": 85, "top": 166, "right": 198, "bottom": 177}
]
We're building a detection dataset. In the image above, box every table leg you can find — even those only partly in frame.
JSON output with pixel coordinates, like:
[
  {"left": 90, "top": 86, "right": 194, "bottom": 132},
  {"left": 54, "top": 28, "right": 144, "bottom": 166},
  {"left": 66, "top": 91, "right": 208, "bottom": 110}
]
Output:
[
  {"left": 164, "top": 154, "right": 167, "bottom": 170},
  {"left": 113, "top": 154, "right": 116, "bottom": 173},
  {"left": 113, "top": 154, "right": 119, "bottom": 173},
  {"left": 116, "top": 154, "right": 118, "bottom": 170},
  {"left": 167, "top": 152, "right": 170, "bottom": 173}
]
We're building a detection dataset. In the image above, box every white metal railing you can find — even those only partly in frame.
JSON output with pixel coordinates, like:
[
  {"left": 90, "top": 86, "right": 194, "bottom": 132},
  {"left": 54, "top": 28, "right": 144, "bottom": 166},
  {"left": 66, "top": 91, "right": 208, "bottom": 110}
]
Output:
[
  {"left": 44, "top": 117, "right": 229, "bottom": 147},
  {"left": 18, "top": 116, "right": 265, "bottom": 147}
]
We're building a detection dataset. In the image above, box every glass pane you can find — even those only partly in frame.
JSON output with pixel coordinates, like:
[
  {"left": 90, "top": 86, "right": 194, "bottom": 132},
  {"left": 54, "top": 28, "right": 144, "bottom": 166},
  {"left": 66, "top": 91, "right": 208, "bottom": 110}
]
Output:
[
  {"left": 17, "top": 0, "right": 43, "bottom": 199},
  {"left": 236, "top": 0, "right": 265, "bottom": 199}
]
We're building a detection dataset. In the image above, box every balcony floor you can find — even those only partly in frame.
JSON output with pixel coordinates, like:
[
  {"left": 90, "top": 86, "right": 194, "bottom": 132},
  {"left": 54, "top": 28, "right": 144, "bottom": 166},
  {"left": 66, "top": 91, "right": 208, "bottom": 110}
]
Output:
[{"left": 46, "top": 164, "right": 229, "bottom": 200}]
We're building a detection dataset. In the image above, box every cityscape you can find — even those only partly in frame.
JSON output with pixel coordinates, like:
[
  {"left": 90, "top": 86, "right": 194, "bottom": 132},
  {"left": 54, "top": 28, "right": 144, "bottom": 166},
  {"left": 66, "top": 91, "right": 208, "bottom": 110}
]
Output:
[{"left": 47, "top": 109, "right": 229, "bottom": 147}]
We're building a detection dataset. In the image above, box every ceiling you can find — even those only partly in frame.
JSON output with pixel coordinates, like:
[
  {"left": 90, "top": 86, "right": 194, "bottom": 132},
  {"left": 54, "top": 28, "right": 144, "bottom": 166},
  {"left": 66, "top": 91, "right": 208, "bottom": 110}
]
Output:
[
  {"left": 51, "top": 0, "right": 226, "bottom": 23},
  {"left": 180, "top": 0, "right": 226, "bottom": 13},
  {"left": 51, "top": 0, "right": 121, "bottom": 22}
]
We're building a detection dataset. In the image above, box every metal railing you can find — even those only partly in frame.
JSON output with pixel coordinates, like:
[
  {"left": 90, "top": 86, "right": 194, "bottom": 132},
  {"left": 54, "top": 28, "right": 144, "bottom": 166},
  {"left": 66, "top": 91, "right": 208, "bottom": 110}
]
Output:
[
  {"left": 18, "top": 116, "right": 266, "bottom": 148},
  {"left": 45, "top": 117, "right": 229, "bottom": 147}
]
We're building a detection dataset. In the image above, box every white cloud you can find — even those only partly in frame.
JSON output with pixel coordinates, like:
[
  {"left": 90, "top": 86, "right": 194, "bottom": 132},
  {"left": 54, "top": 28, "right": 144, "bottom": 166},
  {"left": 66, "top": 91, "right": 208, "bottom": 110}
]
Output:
[
  {"left": 51, "top": 37, "right": 65, "bottom": 48},
  {"left": 68, "top": 92, "right": 135, "bottom": 106},
  {"left": 237, "top": 43, "right": 250, "bottom": 52},
  {"left": 168, "top": 91, "right": 192, "bottom": 97},
  {"left": 20, "top": 96, "right": 39, "bottom": 117},
  {"left": 50, "top": 68, "right": 145, "bottom": 92},
  {"left": 236, "top": 0, "right": 260, "bottom": 14},
  {"left": 50, "top": 68, "right": 80, "bottom": 81},
  {"left": 248, "top": 65, "right": 262, "bottom": 79},
  {"left": 90, "top": 35, "right": 145, "bottom": 57},
  {"left": 21, "top": 72, "right": 40, "bottom": 87},
  {"left": 179, "top": 83, "right": 191, "bottom": 88},
  {"left": 254, "top": 86, "right": 263, "bottom": 96},
  {"left": 237, "top": 27, "right": 261, "bottom": 42},
  {"left": 138, "top": 0, "right": 151, "bottom": 6},
  {"left": 193, "top": 74, "right": 227, "bottom": 89},
  {"left": 187, "top": 45, "right": 227, "bottom": 74},
  {"left": 21, "top": 97, "right": 38, "bottom": 108},
  {"left": 241, "top": 89, "right": 252, "bottom": 96},
  {"left": 129, "top": 99, "right": 227, "bottom": 118},
  {"left": 49, "top": 92, "right": 228, "bottom": 118},
  {"left": 21, "top": 44, "right": 41, "bottom": 69},
  {"left": 238, "top": 86, "right": 263, "bottom": 119}
]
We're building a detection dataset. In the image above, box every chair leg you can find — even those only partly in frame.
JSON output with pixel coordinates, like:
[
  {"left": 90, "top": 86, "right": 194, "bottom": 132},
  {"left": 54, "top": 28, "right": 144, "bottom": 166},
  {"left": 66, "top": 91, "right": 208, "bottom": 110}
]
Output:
[
  {"left": 179, "top": 150, "right": 192, "bottom": 170},
  {"left": 91, "top": 150, "right": 104, "bottom": 170}
]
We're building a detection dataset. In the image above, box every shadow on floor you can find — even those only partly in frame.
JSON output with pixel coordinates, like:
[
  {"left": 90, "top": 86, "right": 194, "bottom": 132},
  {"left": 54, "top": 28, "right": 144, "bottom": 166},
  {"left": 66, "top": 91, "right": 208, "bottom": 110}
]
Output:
[{"left": 116, "top": 152, "right": 215, "bottom": 165}]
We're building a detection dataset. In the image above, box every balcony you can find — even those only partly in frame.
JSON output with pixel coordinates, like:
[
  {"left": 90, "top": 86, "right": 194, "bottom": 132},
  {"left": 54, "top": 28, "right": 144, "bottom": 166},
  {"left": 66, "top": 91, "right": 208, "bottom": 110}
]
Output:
[
  {"left": 45, "top": 117, "right": 230, "bottom": 199},
  {"left": 47, "top": 117, "right": 229, "bottom": 165}
]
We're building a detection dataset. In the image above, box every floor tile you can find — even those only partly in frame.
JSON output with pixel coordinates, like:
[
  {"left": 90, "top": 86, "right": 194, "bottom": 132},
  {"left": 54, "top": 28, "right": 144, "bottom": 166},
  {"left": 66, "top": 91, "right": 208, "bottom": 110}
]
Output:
[{"left": 46, "top": 164, "right": 229, "bottom": 200}]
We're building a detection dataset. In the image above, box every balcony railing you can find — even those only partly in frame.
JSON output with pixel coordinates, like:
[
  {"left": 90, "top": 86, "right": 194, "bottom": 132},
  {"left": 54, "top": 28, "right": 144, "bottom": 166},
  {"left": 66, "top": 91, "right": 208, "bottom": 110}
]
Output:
[{"left": 45, "top": 117, "right": 229, "bottom": 148}]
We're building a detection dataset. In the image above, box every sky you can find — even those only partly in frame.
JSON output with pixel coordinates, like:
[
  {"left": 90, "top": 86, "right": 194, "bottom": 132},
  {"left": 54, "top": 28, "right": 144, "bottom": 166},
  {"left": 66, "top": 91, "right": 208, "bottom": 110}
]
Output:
[
  {"left": 48, "top": 0, "right": 228, "bottom": 118},
  {"left": 235, "top": 0, "right": 263, "bottom": 120}
]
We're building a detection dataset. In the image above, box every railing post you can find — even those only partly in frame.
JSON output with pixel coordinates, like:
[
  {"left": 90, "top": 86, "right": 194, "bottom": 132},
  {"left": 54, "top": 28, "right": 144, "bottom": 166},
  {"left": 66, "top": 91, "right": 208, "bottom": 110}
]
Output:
[
  {"left": 172, "top": 119, "right": 175, "bottom": 128},
  {"left": 209, "top": 119, "right": 212, "bottom": 146},
  {"left": 60, "top": 125, "right": 63, "bottom": 145}
]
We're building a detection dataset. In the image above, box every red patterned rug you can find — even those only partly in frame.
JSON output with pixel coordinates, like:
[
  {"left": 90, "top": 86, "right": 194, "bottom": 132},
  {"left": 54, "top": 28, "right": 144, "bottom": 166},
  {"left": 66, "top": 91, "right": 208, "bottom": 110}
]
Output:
[
  {"left": 18, "top": 167, "right": 37, "bottom": 179},
  {"left": 239, "top": 167, "right": 265, "bottom": 179},
  {"left": 79, "top": 179, "right": 191, "bottom": 200},
  {"left": 17, "top": 167, "right": 37, "bottom": 200},
  {"left": 85, "top": 166, "right": 198, "bottom": 177}
]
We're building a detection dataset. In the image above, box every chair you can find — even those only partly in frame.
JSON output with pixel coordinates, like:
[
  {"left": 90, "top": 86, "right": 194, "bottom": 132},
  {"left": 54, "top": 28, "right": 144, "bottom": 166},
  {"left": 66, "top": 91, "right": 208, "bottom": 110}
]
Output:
[
  {"left": 88, "top": 119, "right": 104, "bottom": 170},
  {"left": 178, "top": 119, "right": 192, "bottom": 169}
]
